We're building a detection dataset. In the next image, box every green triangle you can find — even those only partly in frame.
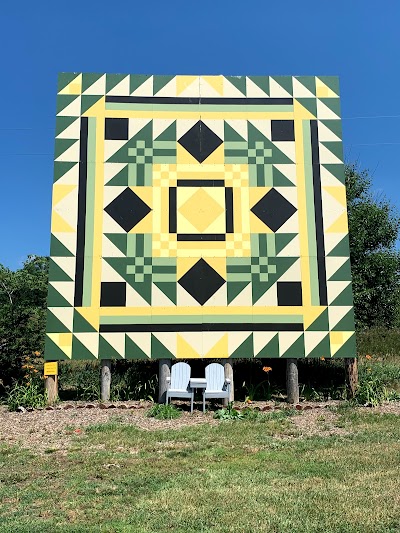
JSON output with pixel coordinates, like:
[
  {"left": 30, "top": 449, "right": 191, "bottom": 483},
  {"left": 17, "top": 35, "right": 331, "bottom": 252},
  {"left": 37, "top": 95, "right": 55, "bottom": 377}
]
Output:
[
  {"left": 53, "top": 162, "right": 78, "bottom": 183},
  {"left": 227, "top": 282, "right": 250, "bottom": 305},
  {"left": 320, "top": 120, "right": 342, "bottom": 140},
  {"left": 271, "top": 76, "right": 293, "bottom": 96},
  {"left": 295, "top": 76, "right": 316, "bottom": 95},
  {"left": 154, "top": 282, "right": 176, "bottom": 305},
  {"left": 153, "top": 75, "right": 175, "bottom": 95},
  {"left": 73, "top": 336, "right": 98, "bottom": 360},
  {"left": 329, "top": 259, "right": 351, "bottom": 282},
  {"left": 225, "top": 76, "right": 246, "bottom": 96},
  {"left": 318, "top": 76, "right": 340, "bottom": 95},
  {"left": 151, "top": 334, "right": 175, "bottom": 359},
  {"left": 252, "top": 257, "right": 298, "bottom": 304},
  {"left": 82, "top": 73, "right": 103, "bottom": 94},
  {"left": 272, "top": 166, "right": 295, "bottom": 187},
  {"left": 50, "top": 235, "right": 74, "bottom": 257},
  {"left": 319, "top": 98, "right": 341, "bottom": 117},
  {"left": 54, "top": 139, "right": 78, "bottom": 159},
  {"left": 106, "top": 73, "right": 127, "bottom": 94},
  {"left": 45, "top": 334, "right": 69, "bottom": 361},
  {"left": 306, "top": 309, "right": 329, "bottom": 331},
  {"left": 55, "top": 116, "right": 78, "bottom": 137},
  {"left": 125, "top": 335, "right": 148, "bottom": 360},
  {"left": 46, "top": 310, "right": 71, "bottom": 333},
  {"left": 107, "top": 122, "right": 153, "bottom": 163},
  {"left": 99, "top": 334, "right": 123, "bottom": 359},
  {"left": 255, "top": 333, "right": 279, "bottom": 358},
  {"left": 104, "top": 258, "right": 152, "bottom": 304},
  {"left": 296, "top": 98, "right": 317, "bottom": 117},
  {"left": 224, "top": 121, "right": 246, "bottom": 142},
  {"left": 327, "top": 235, "right": 350, "bottom": 257},
  {"left": 58, "top": 73, "right": 80, "bottom": 93},
  {"left": 281, "top": 334, "right": 305, "bottom": 358},
  {"left": 106, "top": 165, "right": 129, "bottom": 186},
  {"left": 248, "top": 123, "right": 293, "bottom": 163},
  {"left": 330, "top": 285, "right": 354, "bottom": 307},
  {"left": 48, "top": 258, "right": 73, "bottom": 282},
  {"left": 155, "top": 121, "right": 176, "bottom": 142},
  {"left": 332, "top": 308, "right": 355, "bottom": 332},
  {"left": 56, "top": 94, "right": 79, "bottom": 114},
  {"left": 321, "top": 141, "right": 343, "bottom": 161},
  {"left": 104, "top": 234, "right": 128, "bottom": 256},
  {"left": 332, "top": 333, "right": 356, "bottom": 359},
  {"left": 130, "top": 74, "right": 151, "bottom": 94},
  {"left": 73, "top": 310, "right": 98, "bottom": 333},
  {"left": 307, "top": 334, "right": 330, "bottom": 359},
  {"left": 81, "top": 95, "right": 103, "bottom": 114},
  {"left": 275, "top": 234, "right": 297, "bottom": 255},
  {"left": 322, "top": 164, "right": 345, "bottom": 184},
  {"left": 231, "top": 333, "right": 253, "bottom": 358},
  {"left": 248, "top": 76, "right": 269, "bottom": 95},
  {"left": 47, "top": 285, "right": 71, "bottom": 307}
]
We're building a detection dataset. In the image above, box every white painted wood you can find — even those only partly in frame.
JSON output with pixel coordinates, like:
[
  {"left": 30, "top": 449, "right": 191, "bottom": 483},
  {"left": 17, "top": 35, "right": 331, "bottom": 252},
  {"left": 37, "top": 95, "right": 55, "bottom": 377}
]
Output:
[
  {"left": 203, "top": 363, "right": 231, "bottom": 412},
  {"left": 165, "top": 362, "right": 194, "bottom": 413}
]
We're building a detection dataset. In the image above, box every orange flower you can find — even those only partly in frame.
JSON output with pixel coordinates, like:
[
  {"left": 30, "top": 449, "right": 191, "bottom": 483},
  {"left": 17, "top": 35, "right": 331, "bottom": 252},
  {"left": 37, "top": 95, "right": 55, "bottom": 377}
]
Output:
[
  {"left": 34, "top": 351, "right": 41, "bottom": 356},
  {"left": 262, "top": 366, "right": 272, "bottom": 373},
  {"left": 365, "top": 355, "right": 372, "bottom": 360},
  {"left": 320, "top": 357, "right": 325, "bottom": 361}
]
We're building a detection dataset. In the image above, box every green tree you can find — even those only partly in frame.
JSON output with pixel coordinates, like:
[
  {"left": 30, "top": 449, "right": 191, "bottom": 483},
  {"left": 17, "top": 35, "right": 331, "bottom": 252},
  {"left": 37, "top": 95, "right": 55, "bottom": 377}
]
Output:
[
  {"left": 0, "top": 255, "right": 48, "bottom": 387},
  {"left": 346, "top": 164, "right": 400, "bottom": 329}
]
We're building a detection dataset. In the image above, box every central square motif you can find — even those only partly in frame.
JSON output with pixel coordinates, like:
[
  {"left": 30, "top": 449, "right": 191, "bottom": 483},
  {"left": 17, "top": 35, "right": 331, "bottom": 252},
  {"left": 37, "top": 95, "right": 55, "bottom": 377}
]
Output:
[{"left": 177, "top": 186, "right": 226, "bottom": 236}]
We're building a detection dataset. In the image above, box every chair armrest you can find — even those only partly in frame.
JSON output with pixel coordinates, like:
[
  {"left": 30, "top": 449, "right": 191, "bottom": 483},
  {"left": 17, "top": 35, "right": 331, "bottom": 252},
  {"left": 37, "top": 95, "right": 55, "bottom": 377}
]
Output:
[
  {"left": 166, "top": 377, "right": 171, "bottom": 382},
  {"left": 225, "top": 378, "right": 231, "bottom": 384}
]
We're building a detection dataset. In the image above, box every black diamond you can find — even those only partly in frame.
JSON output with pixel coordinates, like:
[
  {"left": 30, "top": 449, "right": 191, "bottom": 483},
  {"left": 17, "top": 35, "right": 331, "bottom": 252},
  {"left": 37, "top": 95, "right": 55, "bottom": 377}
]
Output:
[
  {"left": 277, "top": 282, "right": 302, "bottom": 306},
  {"left": 178, "top": 121, "right": 223, "bottom": 163},
  {"left": 251, "top": 189, "right": 296, "bottom": 232},
  {"left": 105, "top": 188, "right": 151, "bottom": 232},
  {"left": 178, "top": 258, "right": 225, "bottom": 305},
  {"left": 105, "top": 118, "right": 129, "bottom": 140}
]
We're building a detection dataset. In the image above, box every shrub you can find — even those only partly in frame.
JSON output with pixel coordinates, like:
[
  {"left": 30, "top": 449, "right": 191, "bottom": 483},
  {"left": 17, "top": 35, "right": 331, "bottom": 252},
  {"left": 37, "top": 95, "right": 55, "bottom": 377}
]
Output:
[
  {"left": 214, "top": 402, "right": 243, "bottom": 420},
  {"left": 6, "top": 381, "right": 47, "bottom": 411},
  {"left": 147, "top": 403, "right": 181, "bottom": 420}
]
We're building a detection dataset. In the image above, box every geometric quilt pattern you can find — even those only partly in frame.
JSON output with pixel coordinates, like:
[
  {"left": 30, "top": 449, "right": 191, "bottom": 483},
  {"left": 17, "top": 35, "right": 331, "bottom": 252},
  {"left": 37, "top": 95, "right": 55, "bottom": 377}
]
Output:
[{"left": 45, "top": 74, "right": 356, "bottom": 360}]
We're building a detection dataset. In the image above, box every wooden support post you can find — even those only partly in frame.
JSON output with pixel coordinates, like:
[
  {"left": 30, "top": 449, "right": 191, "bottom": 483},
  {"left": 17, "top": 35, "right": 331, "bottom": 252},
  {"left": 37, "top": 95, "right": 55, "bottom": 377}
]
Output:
[
  {"left": 223, "top": 360, "right": 234, "bottom": 406},
  {"left": 45, "top": 375, "right": 58, "bottom": 405},
  {"left": 286, "top": 358, "right": 299, "bottom": 404},
  {"left": 345, "top": 357, "right": 358, "bottom": 398},
  {"left": 101, "top": 359, "right": 112, "bottom": 402},
  {"left": 158, "top": 359, "right": 171, "bottom": 404}
]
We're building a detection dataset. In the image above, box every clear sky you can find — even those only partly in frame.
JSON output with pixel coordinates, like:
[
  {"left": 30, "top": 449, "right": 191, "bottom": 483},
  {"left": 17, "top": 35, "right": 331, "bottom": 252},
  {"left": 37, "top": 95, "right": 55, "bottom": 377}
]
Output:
[{"left": 1, "top": 0, "right": 399, "bottom": 269}]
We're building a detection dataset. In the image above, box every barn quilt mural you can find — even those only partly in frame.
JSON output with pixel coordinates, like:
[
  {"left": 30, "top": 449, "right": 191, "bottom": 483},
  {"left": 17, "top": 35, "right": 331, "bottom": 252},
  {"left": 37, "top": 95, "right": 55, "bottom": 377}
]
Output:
[{"left": 45, "top": 74, "right": 356, "bottom": 360}]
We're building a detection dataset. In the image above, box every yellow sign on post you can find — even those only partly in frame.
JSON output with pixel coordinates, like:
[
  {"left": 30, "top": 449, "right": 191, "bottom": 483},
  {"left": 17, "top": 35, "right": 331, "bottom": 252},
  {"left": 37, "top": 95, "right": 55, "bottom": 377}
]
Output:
[{"left": 44, "top": 362, "right": 58, "bottom": 376}]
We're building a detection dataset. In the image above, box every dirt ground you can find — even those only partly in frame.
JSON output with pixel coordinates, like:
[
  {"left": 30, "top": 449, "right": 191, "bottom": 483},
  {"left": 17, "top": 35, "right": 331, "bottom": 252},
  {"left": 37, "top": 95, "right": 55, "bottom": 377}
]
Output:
[{"left": 1, "top": 401, "right": 399, "bottom": 453}]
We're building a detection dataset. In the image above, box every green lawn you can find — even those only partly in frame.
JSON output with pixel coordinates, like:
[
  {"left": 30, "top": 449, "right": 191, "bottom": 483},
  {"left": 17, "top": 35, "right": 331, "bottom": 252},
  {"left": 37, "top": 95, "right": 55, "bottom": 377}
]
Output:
[{"left": 0, "top": 408, "right": 400, "bottom": 533}]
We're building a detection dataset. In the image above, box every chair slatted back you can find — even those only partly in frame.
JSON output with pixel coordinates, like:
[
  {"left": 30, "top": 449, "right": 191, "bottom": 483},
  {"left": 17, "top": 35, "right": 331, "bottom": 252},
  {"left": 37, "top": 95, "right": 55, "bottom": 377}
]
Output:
[
  {"left": 171, "top": 362, "right": 191, "bottom": 391},
  {"left": 205, "top": 363, "right": 225, "bottom": 392}
]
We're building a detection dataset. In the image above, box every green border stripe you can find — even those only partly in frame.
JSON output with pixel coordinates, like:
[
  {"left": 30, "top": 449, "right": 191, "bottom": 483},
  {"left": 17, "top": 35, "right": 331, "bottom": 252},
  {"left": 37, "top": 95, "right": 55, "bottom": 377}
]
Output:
[
  {"left": 303, "top": 120, "right": 319, "bottom": 306},
  {"left": 100, "top": 314, "right": 303, "bottom": 324},
  {"left": 82, "top": 117, "right": 96, "bottom": 307}
]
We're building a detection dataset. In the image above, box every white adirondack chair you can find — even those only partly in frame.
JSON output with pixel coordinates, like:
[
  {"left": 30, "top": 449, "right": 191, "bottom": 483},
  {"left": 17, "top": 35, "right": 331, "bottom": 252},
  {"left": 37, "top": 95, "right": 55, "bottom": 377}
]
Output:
[
  {"left": 203, "top": 363, "right": 231, "bottom": 413},
  {"left": 166, "top": 362, "right": 194, "bottom": 413}
]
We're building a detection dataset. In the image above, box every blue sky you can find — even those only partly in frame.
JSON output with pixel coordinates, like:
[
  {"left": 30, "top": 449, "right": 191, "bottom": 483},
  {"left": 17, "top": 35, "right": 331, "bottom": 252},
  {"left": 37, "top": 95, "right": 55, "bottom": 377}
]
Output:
[{"left": 1, "top": 0, "right": 399, "bottom": 269}]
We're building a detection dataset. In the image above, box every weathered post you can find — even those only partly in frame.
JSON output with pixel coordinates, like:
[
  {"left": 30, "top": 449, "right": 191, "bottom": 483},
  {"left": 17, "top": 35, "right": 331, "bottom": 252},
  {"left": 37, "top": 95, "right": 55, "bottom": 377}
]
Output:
[
  {"left": 158, "top": 359, "right": 172, "bottom": 404},
  {"left": 44, "top": 361, "right": 58, "bottom": 405},
  {"left": 286, "top": 358, "right": 299, "bottom": 404},
  {"left": 345, "top": 357, "right": 358, "bottom": 398},
  {"left": 223, "top": 360, "right": 234, "bottom": 406},
  {"left": 101, "top": 359, "right": 112, "bottom": 402}
]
